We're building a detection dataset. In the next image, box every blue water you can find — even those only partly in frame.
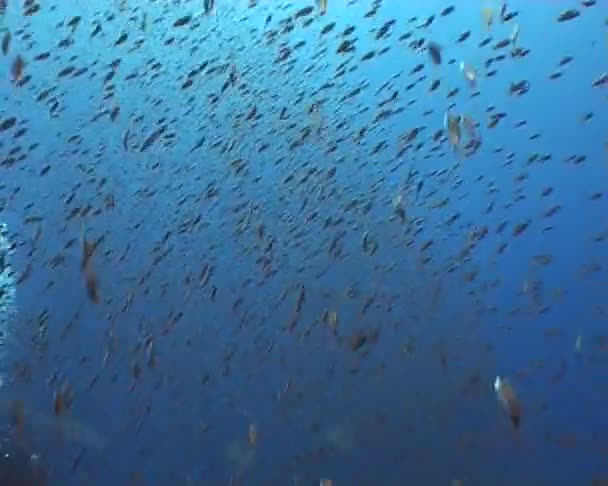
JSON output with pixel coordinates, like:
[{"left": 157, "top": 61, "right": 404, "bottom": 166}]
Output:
[{"left": 0, "top": 0, "right": 607, "bottom": 484}]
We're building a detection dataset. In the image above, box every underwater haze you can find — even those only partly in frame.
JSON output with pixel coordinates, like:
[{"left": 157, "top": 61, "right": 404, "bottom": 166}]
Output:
[{"left": 0, "top": 0, "right": 607, "bottom": 484}]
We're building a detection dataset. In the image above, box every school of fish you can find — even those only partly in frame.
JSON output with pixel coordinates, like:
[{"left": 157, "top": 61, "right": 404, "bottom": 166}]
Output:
[{"left": 0, "top": 0, "right": 607, "bottom": 484}]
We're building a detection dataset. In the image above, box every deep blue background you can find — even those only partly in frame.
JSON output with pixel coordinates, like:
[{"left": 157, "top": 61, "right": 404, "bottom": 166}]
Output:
[{"left": 1, "top": 0, "right": 607, "bottom": 484}]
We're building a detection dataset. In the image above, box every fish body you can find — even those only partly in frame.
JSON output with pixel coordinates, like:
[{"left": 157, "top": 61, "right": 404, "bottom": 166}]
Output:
[
  {"left": 460, "top": 62, "right": 477, "bottom": 87},
  {"left": 510, "top": 23, "right": 520, "bottom": 45},
  {"left": 203, "top": 0, "right": 215, "bottom": 15},
  {"left": 427, "top": 41, "right": 442, "bottom": 64},
  {"left": 444, "top": 110, "right": 461, "bottom": 148},
  {"left": 80, "top": 225, "right": 100, "bottom": 303},
  {"left": 482, "top": 6, "right": 494, "bottom": 27},
  {"left": 461, "top": 114, "right": 481, "bottom": 144},
  {"left": 494, "top": 376, "right": 522, "bottom": 429}
]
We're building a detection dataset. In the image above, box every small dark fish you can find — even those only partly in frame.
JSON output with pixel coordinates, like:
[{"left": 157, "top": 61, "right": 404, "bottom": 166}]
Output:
[
  {"left": 592, "top": 73, "right": 608, "bottom": 87},
  {"left": 320, "top": 22, "right": 335, "bottom": 35},
  {"left": 557, "top": 9, "right": 580, "bottom": 22},
  {"left": 549, "top": 71, "right": 563, "bottom": 80},
  {"left": 1, "top": 30, "right": 10, "bottom": 55},
  {"left": 80, "top": 230, "right": 95, "bottom": 270},
  {"left": 440, "top": 5, "right": 455, "bottom": 16},
  {"left": 0, "top": 116, "right": 16, "bottom": 132},
  {"left": 10, "top": 54, "right": 24, "bottom": 82},
  {"left": 122, "top": 128, "right": 130, "bottom": 151},
  {"left": 173, "top": 15, "right": 192, "bottom": 27},
  {"left": 140, "top": 126, "right": 166, "bottom": 152},
  {"left": 512, "top": 220, "right": 530, "bottom": 236},
  {"left": 494, "top": 38, "right": 510, "bottom": 49},
  {"left": 110, "top": 106, "right": 120, "bottom": 122},
  {"left": 502, "top": 11, "right": 518, "bottom": 22},
  {"left": 541, "top": 187, "right": 553, "bottom": 197},
  {"left": 415, "top": 180, "right": 424, "bottom": 199},
  {"left": 419, "top": 15, "right": 434, "bottom": 29},
  {"left": 67, "top": 15, "right": 81, "bottom": 32},
  {"left": 427, "top": 41, "right": 442, "bottom": 64},
  {"left": 499, "top": 3, "right": 507, "bottom": 22},
  {"left": 350, "top": 332, "right": 367, "bottom": 351},
  {"left": 203, "top": 0, "right": 215, "bottom": 15},
  {"left": 80, "top": 227, "right": 101, "bottom": 304},
  {"left": 456, "top": 30, "right": 470, "bottom": 43},
  {"left": 510, "top": 80, "right": 530, "bottom": 96},
  {"left": 91, "top": 23, "right": 102, "bottom": 38},
  {"left": 84, "top": 268, "right": 100, "bottom": 304},
  {"left": 114, "top": 32, "right": 128, "bottom": 46},
  {"left": 295, "top": 5, "right": 314, "bottom": 18}
]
